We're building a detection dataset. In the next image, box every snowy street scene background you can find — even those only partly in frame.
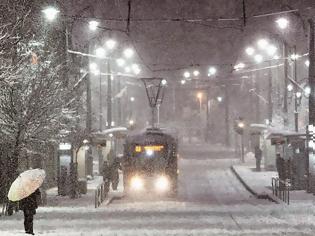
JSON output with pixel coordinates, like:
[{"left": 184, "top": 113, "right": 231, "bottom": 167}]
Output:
[{"left": 1, "top": 0, "right": 315, "bottom": 235}]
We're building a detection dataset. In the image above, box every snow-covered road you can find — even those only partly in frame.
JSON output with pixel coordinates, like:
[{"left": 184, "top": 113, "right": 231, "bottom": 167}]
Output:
[{"left": 1, "top": 145, "right": 315, "bottom": 235}]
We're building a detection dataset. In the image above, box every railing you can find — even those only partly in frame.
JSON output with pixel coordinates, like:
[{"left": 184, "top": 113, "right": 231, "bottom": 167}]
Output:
[
  {"left": 272, "top": 177, "right": 290, "bottom": 205},
  {"left": 94, "top": 181, "right": 109, "bottom": 208}
]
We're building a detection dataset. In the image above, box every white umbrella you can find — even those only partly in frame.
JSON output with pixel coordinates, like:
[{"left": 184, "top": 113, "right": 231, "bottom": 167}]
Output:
[{"left": 8, "top": 169, "right": 46, "bottom": 202}]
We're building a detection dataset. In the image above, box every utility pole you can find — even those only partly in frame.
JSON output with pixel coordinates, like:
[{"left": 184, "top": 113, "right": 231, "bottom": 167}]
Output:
[
  {"left": 107, "top": 61, "right": 112, "bottom": 129},
  {"left": 293, "top": 45, "right": 299, "bottom": 132},
  {"left": 206, "top": 88, "right": 210, "bottom": 142},
  {"left": 283, "top": 41, "right": 289, "bottom": 125},
  {"left": 308, "top": 18, "right": 315, "bottom": 193},
  {"left": 268, "top": 61, "right": 273, "bottom": 123},
  {"left": 255, "top": 72, "right": 261, "bottom": 123},
  {"left": 224, "top": 82, "right": 230, "bottom": 147},
  {"left": 117, "top": 77, "right": 122, "bottom": 126},
  {"left": 86, "top": 75, "right": 92, "bottom": 132},
  {"left": 309, "top": 19, "right": 315, "bottom": 125},
  {"left": 99, "top": 73, "right": 103, "bottom": 131}
]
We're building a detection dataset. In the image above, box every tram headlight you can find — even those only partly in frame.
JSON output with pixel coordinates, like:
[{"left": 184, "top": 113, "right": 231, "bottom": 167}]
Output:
[
  {"left": 145, "top": 149, "right": 154, "bottom": 157},
  {"left": 155, "top": 176, "right": 169, "bottom": 192},
  {"left": 130, "top": 176, "right": 144, "bottom": 191}
]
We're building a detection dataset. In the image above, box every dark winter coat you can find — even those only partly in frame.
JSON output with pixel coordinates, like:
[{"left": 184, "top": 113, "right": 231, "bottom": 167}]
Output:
[
  {"left": 255, "top": 147, "right": 262, "bottom": 160},
  {"left": 19, "top": 189, "right": 40, "bottom": 215}
]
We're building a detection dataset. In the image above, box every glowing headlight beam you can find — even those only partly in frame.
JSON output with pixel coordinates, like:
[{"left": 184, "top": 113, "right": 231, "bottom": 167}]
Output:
[
  {"left": 155, "top": 176, "right": 169, "bottom": 192},
  {"left": 130, "top": 176, "right": 144, "bottom": 191}
]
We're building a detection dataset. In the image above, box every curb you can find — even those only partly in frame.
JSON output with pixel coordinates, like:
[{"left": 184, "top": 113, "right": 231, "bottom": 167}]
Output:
[
  {"left": 103, "top": 194, "right": 124, "bottom": 206},
  {"left": 230, "top": 166, "right": 279, "bottom": 203}
]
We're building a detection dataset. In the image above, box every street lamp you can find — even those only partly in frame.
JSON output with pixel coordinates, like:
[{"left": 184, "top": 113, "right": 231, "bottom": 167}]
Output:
[
  {"left": 234, "top": 63, "right": 245, "bottom": 71},
  {"left": 257, "top": 39, "right": 269, "bottom": 49},
  {"left": 290, "top": 54, "right": 300, "bottom": 60},
  {"left": 89, "top": 20, "right": 99, "bottom": 31},
  {"left": 161, "top": 79, "right": 167, "bottom": 86},
  {"left": 193, "top": 70, "right": 200, "bottom": 77},
  {"left": 131, "top": 64, "right": 141, "bottom": 75},
  {"left": 184, "top": 71, "right": 190, "bottom": 78},
  {"left": 89, "top": 62, "right": 98, "bottom": 72},
  {"left": 95, "top": 47, "right": 106, "bottom": 58},
  {"left": 287, "top": 83, "right": 294, "bottom": 92},
  {"left": 42, "top": 7, "right": 60, "bottom": 21},
  {"left": 276, "top": 18, "right": 289, "bottom": 29},
  {"left": 208, "top": 67, "right": 217, "bottom": 76},
  {"left": 106, "top": 39, "right": 117, "bottom": 50},
  {"left": 254, "top": 54, "right": 263, "bottom": 63},
  {"left": 266, "top": 44, "right": 277, "bottom": 56},
  {"left": 304, "top": 86, "right": 311, "bottom": 97},
  {"left": 123, "top": 48, "right": 134, "bottom": 58},
  {"left": 296, "top": 91, "right": 302, "bottom": 98},
  {"left": 129, "top": 120, "right": 134, "bottom": 126},
  {"left": 181, "top": 79, "right": 186, "bottom": 85},
  {"left": 246, "top": 47, "right": 255, "bottom": 56},
  {"left": 130, "top": 97, "right": 135, "bottom": 102},
  {"left": 217, "top": 96, "right": 223, "bottom": 102},
  {"left": 305, "top": 60, "right": 310, "bottom": 67},
  {"left": 116, "top": 58, "right": 125, "bottom": 67}
]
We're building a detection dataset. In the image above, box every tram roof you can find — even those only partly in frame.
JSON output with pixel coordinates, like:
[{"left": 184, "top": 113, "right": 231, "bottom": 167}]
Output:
[{"left": 126, "top": 127, "right": 175, "bottom": 144}]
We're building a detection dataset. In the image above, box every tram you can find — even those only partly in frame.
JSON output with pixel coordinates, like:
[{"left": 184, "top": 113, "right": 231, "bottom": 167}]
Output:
[{"left": 122, "top": 127, "right": 178, "bottom": 195}]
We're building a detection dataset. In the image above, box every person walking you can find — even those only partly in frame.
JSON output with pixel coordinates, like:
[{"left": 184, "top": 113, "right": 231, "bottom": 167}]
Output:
[
  {"left": 254, "top": 146, "right": 262, "bottom": 171},
  {"left": 19, "top": 189, "right": 41, "bottom": 235}
]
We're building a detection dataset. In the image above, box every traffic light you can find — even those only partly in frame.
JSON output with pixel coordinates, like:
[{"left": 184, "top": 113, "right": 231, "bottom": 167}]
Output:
[{"left": 234, "top": 118, "right": 245, "bottom": 135}]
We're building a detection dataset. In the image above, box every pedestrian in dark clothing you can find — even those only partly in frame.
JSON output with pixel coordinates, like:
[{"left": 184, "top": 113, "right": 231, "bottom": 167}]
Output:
[
  {"left": 254, "top": 146, "right": 262, "bottom": 171},
  {"left": 19, "top": 189, "right": 41, "bottom": 235},
  {"left": 102, "top": 161, "right": 111, "bottom": 193}
]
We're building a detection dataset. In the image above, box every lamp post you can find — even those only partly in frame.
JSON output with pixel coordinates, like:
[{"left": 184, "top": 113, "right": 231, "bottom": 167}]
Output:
[{"left": 197, "top": 92, "right": 203, "bottom": 113}]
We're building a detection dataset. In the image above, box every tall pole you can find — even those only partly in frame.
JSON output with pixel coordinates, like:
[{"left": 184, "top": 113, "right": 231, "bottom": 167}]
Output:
[
  {"left": 293, "top": 45, "right": 299, "bottom": 132},
  {"left": 107, "top": 61, "right": 112, "bottom": 128},
  {"left": 309, "top": 19, "right": 315, "bottom": 125},
  {"left": 86, "top": 74, "right": 92, "bottom": 133},
  {"left": 283, "top": 41, "right": 289, "bottom": 125},
  {"left": 241, "top": 133, "right": 245, "bottom": 163},
  {"left": 308, "top": 19, "right": 315, "bottom": 192},
  {"left": 151, "top": 107, "right": 155, "bottom": 128},
  {"left": 206, "top": 89, "right": 210, "bottom": 142},
  {"left": 255, "top": 72, "right": 260, "bottom": 123},
  {"left": 268, "top": 61, "right": 273, "bottom": 123},
  {"left": 99, "top": 73, "right": 103, "bottom": 131},
  {"left": 117, "top": 77, "right": 122, "bottom": 126},
  {"left": 224, "top": 83, "right": 230, "bottom": 147}
]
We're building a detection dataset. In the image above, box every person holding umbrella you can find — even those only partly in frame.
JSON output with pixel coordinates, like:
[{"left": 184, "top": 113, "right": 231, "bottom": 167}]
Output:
[
  {"left": 7, "top": 168, "right": 45, "bottom": 235},
  {"left": 19, "top": 188, "right": 41, "bottom": 235}
]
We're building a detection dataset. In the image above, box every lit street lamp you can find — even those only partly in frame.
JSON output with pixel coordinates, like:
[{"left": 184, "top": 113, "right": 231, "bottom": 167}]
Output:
[
  {"left": 245, "top": 47, "right": 255, "bottom": 56},
  {"left": 42, "top": 7, "right": 60, "bottom": 21},
  {"left": 184, "top": 71, "right": 190, "bottom": 78},
  {"left": 89, "top": 20, "right": 99, "bottom": 31},
  {"left": 276, "top": 18, "right": 289, "bottom": 29},
  {"left": 123, "top": 48, "right": 134, "bottom": 58},
  {"left": 208, "top": 67, "right": 217, "bottom": 76},
  {"left": 95, "top": 47, "right": 106, "bottom": 58},
  {"left": 257, "top": 39, "right": 269, "bottom": 49},
  {"left": 217, "top": 96, "right": 223, "bottom": 102},
  {"left": 193, "top": 70, "right": 200, "bottom": 77},
  {"left": 254, "top": 54, "right": 263, "bottom": 63}
]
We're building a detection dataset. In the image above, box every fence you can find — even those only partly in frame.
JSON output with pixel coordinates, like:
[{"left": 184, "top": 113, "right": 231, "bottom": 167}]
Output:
[
  {"left": 94, "top": 181, "right": 109, "bottom": 208},
  {"left": 272, "top": 177, "right": 290, "bottom": 205}
]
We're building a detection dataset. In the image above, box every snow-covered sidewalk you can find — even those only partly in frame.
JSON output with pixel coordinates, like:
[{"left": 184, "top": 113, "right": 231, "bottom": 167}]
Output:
[
  {"left": 46, "top": 176, "right": 104, "bottom": 208},
  {"left": 231, "top": 162, "right": 315, "bottom": 205}
]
